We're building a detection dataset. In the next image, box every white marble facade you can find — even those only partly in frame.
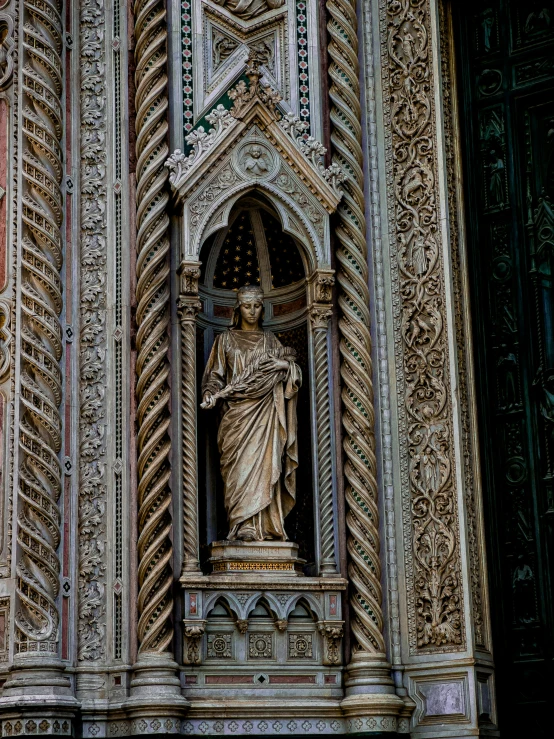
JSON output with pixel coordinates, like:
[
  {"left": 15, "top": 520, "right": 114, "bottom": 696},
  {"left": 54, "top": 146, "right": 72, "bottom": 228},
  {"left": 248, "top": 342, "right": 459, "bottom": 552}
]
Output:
[{"left": 0, "top": 0, "right": 497, "bottom": 737}]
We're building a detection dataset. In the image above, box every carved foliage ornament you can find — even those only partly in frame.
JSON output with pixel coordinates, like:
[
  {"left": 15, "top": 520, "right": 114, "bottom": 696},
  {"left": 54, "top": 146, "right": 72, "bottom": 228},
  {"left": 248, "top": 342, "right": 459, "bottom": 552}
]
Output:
[
  {"left": 381, "top": 0, "right": 464, "bottom": 651},
  {"left": 78, "top": 0, "right": 108, "bottom": 663}
]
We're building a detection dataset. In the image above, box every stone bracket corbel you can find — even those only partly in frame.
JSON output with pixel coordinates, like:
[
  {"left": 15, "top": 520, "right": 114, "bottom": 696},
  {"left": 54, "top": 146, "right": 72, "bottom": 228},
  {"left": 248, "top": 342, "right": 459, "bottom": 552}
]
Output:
[
  {"left": 317, "top": 620, "right": 344, "bottom": 666},
  {"left": 183, "top": 619, "right": 207, "bottom": 665}
]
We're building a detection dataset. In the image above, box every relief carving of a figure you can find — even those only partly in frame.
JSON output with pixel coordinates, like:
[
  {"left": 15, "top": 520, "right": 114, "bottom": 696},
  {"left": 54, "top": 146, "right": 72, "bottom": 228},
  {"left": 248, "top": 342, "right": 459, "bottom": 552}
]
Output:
[
  {"left": 201, "top": 285, "right": 301, "bottom": 542},
  {"left": 214, "top": 0, "right": 285, "bottom": 21}
]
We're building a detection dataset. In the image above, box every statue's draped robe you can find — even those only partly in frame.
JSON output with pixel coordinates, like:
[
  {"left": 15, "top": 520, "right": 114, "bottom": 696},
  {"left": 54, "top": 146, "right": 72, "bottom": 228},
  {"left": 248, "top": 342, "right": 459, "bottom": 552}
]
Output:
[{"left": 202, "top": 329, "right": 301, "bottom": 540}]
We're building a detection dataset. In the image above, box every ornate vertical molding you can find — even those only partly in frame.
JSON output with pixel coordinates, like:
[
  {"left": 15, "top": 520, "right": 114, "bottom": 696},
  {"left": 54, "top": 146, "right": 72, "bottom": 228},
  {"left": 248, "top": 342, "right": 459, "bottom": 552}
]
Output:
[
  {"left": 0, "top": 0, "right": 78, "bottom": 726},
  {"left": 178, "top": 263, "right": 201, "bottom": 575},
  {"left": 15, "top": 0, "right": 65, "bottom": 661},
  {"left": 380, "top": 0, "right": 464, "bottom": 657},
  {"left": 78, "top": 0, "right": 108, "bottom": 667},
  {"left": 327, "top": 0, "right": 403, "bottom": 728}
]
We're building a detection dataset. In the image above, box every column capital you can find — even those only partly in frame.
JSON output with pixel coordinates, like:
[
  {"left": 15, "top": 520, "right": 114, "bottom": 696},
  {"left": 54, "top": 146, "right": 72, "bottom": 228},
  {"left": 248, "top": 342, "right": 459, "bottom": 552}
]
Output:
[
  {"left": 177, "top": 295, "right": 202, "bottom": 321},
  {"left": 309, "top": 304, "right": 333, "bottom": 329}
]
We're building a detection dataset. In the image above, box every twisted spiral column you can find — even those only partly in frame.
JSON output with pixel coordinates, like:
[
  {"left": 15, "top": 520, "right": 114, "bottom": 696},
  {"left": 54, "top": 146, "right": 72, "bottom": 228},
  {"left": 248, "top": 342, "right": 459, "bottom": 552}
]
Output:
[
  {"left": 178, "top": 295, "right": 201, "bottom": 574},
  {"left": 310, "top": 307, "right": 337, "bottom": 575},
  {"left": 15, "top": 0, "right": 64, "bottom": 656},
  {"left": 327, "top": 0, "right": 386, "bottom": 658},
  {"left": 134, "top": 0, "right": 173, "bottom": 655}
]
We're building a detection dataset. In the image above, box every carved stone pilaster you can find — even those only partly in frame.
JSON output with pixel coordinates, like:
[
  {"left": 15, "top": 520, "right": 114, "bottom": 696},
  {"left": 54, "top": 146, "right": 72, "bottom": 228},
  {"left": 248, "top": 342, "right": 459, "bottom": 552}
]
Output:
[
  {"left": 309, "top": 303, "right": 337, "bottom": 576},
  {"left": 177, "top": 287, "right": 202, "bottom": 575},
  {"left": 0, "top": 0, "right": 78, "bottom": 724},
  {"left": 133, "top": 0, "right": 175, "bottom": 658}
]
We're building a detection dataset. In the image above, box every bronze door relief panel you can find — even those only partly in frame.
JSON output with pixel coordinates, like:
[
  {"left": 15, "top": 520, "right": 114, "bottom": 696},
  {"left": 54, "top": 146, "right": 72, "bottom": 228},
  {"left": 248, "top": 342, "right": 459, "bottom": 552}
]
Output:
[{"left": 455, "top": 1, "right": 554, "bottom": 734}]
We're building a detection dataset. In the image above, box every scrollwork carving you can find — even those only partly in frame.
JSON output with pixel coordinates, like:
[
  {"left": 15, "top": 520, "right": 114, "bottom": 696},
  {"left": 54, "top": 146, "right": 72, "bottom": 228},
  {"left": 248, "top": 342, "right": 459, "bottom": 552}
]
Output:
[
  {"left": 229, "top": 52, "right": 282, "bottom": 117},
  {"left": 165, "top": 105, "right": 236, "bottom": 189},
  {"left": 380, "top": 0, "right": 464, "bottom": 651},
  {"left": 317, "top": 621, "right": 344, "bottom": 665},
  {"left": 279, "top": 113, "right": 347, "bottom": 196}
]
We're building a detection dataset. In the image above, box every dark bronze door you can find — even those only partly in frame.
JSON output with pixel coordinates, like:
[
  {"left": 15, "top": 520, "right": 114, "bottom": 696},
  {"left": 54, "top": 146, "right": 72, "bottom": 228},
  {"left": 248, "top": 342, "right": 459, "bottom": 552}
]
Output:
[{"left": 454, "top": 1, "right": 554, "bottom": 734}]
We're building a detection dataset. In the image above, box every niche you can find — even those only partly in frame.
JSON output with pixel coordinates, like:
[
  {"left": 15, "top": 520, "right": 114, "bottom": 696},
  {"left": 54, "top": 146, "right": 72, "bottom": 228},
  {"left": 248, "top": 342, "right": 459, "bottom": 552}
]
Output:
[{"left": 196, "top": 195, "right": 315, "bottom": 570}]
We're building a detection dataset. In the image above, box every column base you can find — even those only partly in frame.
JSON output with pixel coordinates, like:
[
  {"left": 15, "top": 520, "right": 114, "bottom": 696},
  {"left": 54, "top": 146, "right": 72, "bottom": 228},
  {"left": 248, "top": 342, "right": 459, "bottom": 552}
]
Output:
[
  {"left": 0, "top": 658, "right": 79, "bottom": 736},
  {"left": 341, "top": 653, "right": 406, "bottom": 734},
  {"left": 125, "top": 653, "right": 188, "bottom": 734}
]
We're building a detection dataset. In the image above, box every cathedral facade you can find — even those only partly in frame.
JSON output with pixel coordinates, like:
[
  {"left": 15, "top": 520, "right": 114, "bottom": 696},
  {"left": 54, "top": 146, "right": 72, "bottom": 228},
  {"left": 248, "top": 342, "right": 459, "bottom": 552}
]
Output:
[{"left": 0, "top": 0, "right": 552, "bottom": 736}]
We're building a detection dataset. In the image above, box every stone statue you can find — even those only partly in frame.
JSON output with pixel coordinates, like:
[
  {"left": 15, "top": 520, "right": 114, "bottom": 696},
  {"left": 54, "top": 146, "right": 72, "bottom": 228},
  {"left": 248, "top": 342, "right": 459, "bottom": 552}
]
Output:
[
  {"left": 201, "top": 285, "right": 301, "bottom": 542},
  {"left": 213, "top": 0, "right": 285, "bottom": 21}
]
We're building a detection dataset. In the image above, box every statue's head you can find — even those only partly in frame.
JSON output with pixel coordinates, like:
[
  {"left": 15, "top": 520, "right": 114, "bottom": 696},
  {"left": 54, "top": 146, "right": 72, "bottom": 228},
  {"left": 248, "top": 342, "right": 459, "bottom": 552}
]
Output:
[{"left": 232, "top": 284, "right": 265, "bottom": 328}]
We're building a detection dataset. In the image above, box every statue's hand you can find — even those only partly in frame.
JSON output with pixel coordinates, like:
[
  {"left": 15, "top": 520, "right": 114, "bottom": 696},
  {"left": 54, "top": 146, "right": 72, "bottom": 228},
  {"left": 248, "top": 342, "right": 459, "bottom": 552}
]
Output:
[
  {"left": 259, "top": 356, "right": 289, "bottom": 373},
  {"left": 201, "top": 392, "right": 216, "bottom": 409}
]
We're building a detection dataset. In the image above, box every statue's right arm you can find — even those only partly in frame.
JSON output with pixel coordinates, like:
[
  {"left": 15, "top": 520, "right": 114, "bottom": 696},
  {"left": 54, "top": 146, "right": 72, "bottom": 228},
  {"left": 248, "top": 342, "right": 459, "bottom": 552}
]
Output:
[{"left": 201, "top": 333, "right": 227, "bottom": 403}]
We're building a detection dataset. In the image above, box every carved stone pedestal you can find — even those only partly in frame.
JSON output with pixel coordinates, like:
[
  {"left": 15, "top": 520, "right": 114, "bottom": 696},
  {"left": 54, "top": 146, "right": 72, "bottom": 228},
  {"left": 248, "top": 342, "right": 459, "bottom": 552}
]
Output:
[
  {"left": 208, "top": 540, "right": 305, "bottom": 576},
  {"left": 179, "top": 573, "right": 347, "bottom": 734},
  {"left": 124, "top": 654, "right": 189, "bottom": 735},
  {"left": 0, "top": 659, "right": 79, "bottom": 737}
]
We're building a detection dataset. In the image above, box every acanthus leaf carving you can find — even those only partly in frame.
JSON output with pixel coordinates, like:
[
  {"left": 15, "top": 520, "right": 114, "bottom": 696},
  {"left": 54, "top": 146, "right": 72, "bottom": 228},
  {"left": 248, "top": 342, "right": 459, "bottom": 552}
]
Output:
[
  {"left": 381, "top": 0, "right": 464, "bottom": 652},
  {"left": 165, "top": 105, "right": 236, "bottom": 189},
  {"left": 279, "top": 113, "right": 347, "bottom": 196},
  {"left": 78, "top": 0, "right": 108, "bottom": 662}
]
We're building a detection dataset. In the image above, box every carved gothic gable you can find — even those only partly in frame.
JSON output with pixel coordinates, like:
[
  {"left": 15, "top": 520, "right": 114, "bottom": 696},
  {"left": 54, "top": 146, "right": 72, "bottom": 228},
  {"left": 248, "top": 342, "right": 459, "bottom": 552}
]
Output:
[{"left": 167, "top": 90, "right": 345, "bottom": 268}]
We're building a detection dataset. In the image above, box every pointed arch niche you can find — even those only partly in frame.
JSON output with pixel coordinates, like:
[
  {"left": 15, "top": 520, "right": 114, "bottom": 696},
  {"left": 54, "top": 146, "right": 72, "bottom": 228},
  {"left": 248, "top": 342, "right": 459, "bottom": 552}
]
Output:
[
  {"left": 197, "top": 194, "right": 316, "bottom": 567},
  {"left": 168, "top": 91, "right": 346, "bottom": 587}
]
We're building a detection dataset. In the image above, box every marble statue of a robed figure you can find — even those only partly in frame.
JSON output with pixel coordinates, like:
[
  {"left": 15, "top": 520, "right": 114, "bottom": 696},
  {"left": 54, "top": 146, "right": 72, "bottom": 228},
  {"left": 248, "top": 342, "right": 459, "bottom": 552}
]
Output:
[{"left": 201, "top": 285, "right": 301, "bottom": 542}]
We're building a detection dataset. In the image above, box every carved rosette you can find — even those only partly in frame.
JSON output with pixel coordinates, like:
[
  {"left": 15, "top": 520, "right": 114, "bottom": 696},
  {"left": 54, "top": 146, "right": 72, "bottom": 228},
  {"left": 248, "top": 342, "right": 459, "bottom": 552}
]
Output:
[
  {"left": 133, "top": 0, "right": 174, "bottom": 654},
  {"left": 380, "top": 0, "right": 464, "bottom": 652},
  {"left": 327, "top": 0, "right": 386, "bottom": 656},
  {"left": 15, "top": 0, "right": 65, "bottom": 655},
  {"left": 178, "top": 262, "right": 202, "bottom": 574}
]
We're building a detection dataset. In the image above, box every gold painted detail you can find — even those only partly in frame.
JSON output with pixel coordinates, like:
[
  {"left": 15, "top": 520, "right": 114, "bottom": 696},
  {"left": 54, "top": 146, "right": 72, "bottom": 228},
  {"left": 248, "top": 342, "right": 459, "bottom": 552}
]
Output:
[{"left": 212, "top": 562, "right": 295, "bottom": 572}]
